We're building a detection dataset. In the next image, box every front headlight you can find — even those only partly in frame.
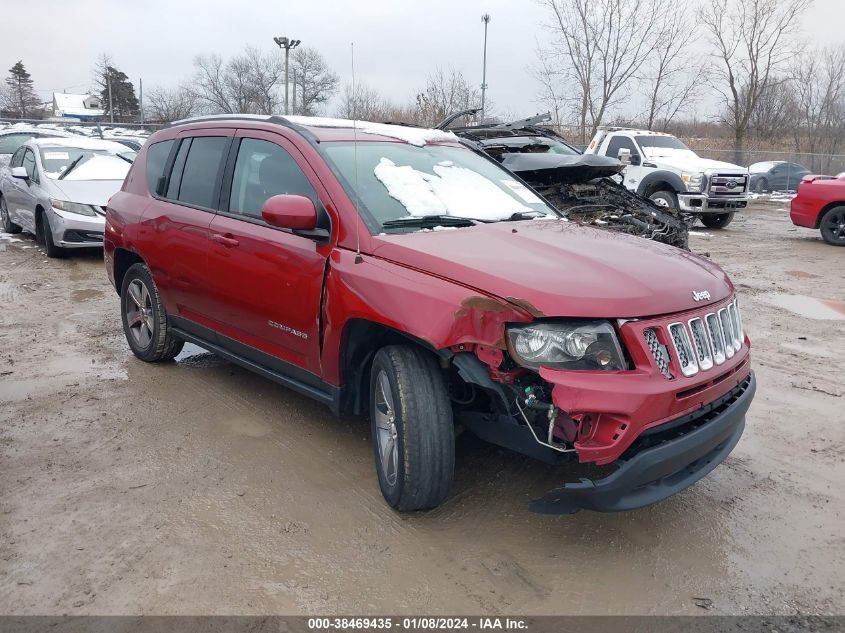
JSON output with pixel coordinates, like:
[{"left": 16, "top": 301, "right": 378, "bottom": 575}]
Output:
[
  {"left": 50, "top": 199, "right": 97, "bottom": 216},
  {"left": 682, "top": 172, "right": 705, "bottom": 192},
  {"left": 506, "top": 320, "right": 628, "bottom": 371}
]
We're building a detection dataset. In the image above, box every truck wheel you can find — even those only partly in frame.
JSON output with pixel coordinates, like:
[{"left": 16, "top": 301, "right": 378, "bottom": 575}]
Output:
[
  {"left": 120, "top": 263, "right": 184, "bottom": 362},
  {"left": 819, "top": 205, "right": 845, "bottom": 246},
  {"left": 701, "top": 213, "right": 735, "bottom": 229},
  {"left": 369, "top": 345, "right": 454, "bottom": 511},
  {"left": 0, "top": 196, "right": 22, "bottom": 234},
  {"left": 40, "top": 212, "right": 65, "bottom": 258},
  {"left": 649, "top": 190, "right": 679, "bottom": 211},
  {"left": 755, "top": 178, "right": 768, "bottom": 193}
]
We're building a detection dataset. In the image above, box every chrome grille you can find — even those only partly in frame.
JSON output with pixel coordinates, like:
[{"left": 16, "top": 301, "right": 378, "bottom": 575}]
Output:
[
  {"left": 688, "top": 318, "right": 714, "bottom": 371},
  {"left": 642, "top": 300, "right": 744, "bottom": 379},
  {"left": 668, "top": 323, "right": 698, "bottom": 377},
  {"left": 708, "top": 173, "right": 748, "bottom": 197},
  {"left": 644, "top": 328, "right": 673, "bottom": 379}
]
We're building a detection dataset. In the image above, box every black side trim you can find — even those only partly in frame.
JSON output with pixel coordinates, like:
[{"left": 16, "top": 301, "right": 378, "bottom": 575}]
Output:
[
  {"left": 62, "top": 229, "right": 104, "bottom": 243},
  {"left": 170, "top": 320, "right": 340, "bottom": 414},
  {"left": 636, "top": 170, "right": 687, "bottom": 196}
]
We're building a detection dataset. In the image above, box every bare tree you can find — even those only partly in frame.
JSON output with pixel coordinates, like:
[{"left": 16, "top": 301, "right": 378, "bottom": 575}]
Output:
[
  {"left": 699, "top": 0, "right": 811, "bottom": 163},
  {"left": 790, "top": 45, "right": 845, "bottom": 172},
  {"left": 191, "top": 47, "right": 282, "bottom": 115},
  {"left": 289, "top": 47, "right": 339, "bottom": 116},
  {"left": 536, "top": 0, "right": 673, "bottom": 144},
  {"left": 335, "top": 81, "right": 387, "bottom": 121},
  {"left": 747, "top": 78, "right": 795, "bottom": 142},
  {"left": 641, "top": 6, "right": 704, "bottom": 131},
  {"left": 531, "top": 53, "right": 569, "bottom": 129},
  {"left": 414, "top": 68, "right": 481, "bottom": 128},
  {"left": 144, "top": 85, "right": 198, "bottom": 122}
]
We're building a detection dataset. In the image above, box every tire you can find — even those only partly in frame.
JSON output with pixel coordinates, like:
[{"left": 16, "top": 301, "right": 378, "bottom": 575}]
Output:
[
  {"left": 40, "top": 211, "right": 64, "bottom": 258},
  {"left": 701, "top": 212, "right": 735, "bottom": 229},
  {"left": 120, "top": 263, "right": 184, "bottom": 361},
  {"left": 648, "top": 190, "right": 679, "bottom": 211},
  {"left": 754, "top": 178, "right": 768, "bottom": 194},
  {"left": 369, "top": 345, "right": 454, "bottom": 511},
  {"left": 819, "top": 205, "right": 845, "bottom": 246},
  {"left": 0, "top": 195, "right": 22, "bottom": 234}
]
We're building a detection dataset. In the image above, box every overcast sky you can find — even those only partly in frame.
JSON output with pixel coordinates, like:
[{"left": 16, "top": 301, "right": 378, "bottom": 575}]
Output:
[{"left": 4, "top": 0, "right": 844, "bottom": 120}]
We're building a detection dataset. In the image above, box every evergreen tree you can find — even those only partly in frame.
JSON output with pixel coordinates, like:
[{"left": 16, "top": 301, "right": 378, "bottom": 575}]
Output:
[
  {"left": 94, "top": 55, "right": 139, "bottom": 121},
  {"left": 4, "top": 61, "right": 40, "bottom": 118}
]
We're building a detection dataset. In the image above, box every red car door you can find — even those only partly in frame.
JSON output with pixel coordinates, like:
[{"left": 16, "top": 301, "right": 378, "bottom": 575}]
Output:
[
  {"left": 139, "top": 131, "right": 234, "bottom": 331},
  {"left": 205, "top": 129, "right": 333, "bottom": 378}
]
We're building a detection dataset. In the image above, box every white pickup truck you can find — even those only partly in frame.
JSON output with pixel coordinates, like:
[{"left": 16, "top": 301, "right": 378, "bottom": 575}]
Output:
[{"left": 585, "top": 128, "right": 750, "bottom": 228}]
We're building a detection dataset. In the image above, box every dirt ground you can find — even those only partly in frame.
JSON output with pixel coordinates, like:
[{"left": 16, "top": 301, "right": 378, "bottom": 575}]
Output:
[{"left": 0, "top": 199, "right": 842, "bottom": 616}]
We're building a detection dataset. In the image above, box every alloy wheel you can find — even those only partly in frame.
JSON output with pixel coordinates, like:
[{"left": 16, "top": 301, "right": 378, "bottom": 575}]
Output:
[
  {"left": 822, "top": 208, "right": 845, "bottom": 244},
  {"left": 373, "top": 370, "right": 399, "bottom": 486},
  {"left": 125, "top": 279, "right": 155, "bottom": 349}
]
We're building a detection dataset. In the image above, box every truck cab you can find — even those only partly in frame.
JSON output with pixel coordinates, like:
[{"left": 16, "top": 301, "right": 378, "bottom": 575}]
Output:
[{"left": 585, "top": 128, "right": 750, "bottom": 229}]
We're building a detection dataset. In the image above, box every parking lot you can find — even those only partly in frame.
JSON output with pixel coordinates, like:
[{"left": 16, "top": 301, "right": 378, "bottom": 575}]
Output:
[{"left": 0, "top": 198, "right": 842, "bottom": 616}]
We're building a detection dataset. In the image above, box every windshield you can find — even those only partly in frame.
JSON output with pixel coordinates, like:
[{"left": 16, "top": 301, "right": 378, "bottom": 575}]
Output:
[
  {"left": 322, "top": 142, "right": 558, "bottom": 230},
  {"left": 485, "top": 136, "right": 580, "bottom": 157},
  {"left": 634, "top": 135, "right": 696, "bottom": 159},
  {"left": 39, "top": 146, "right": 134, "bottom": 180}
]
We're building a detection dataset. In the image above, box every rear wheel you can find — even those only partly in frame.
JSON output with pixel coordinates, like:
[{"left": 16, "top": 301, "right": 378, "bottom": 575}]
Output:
[
  {"left": 120, "top": 263, "right": 184, "bottom": 361},
  {"left": 370, "top": 345, "right": 454, "bottom": 511},
  {"left": 819, "top": 205, "right": 845, "bottom": 246},
  {"left": 754, "top": 178, "right": 768, "bottom": 193},
  {"left": 0, "top": 196, "right": 22, "bottom": 234},
  {"left": 701, "top": 212, "right": 735, "bottom": 229},
  {"left": 648, "top": 190, "right": 679, "bottom": 211}
]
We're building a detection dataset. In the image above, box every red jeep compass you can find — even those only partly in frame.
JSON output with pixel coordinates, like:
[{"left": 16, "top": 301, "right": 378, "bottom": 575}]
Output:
[{"left": 104, "top": 115, "right": 755, "bottom": 513}]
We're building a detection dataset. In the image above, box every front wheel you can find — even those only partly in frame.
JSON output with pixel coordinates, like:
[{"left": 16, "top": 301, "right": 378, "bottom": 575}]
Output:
[
  {"left": 819, "top": 205, "right": 845, "bottom": 246},
  {"left": 701, "top": 212, "right": 735, "bottom": 229},
  {"left": 370, "top": 345, "right": 454, "bottom": 511},
  {"left": 41, "top": 212, "right": 64, "bottom": 258},
  {"left": 648, "top": 190, "right": 679, "bottom": 211},
  {"left": 120, "top": 263, "right": 184, "bottom": 361}
]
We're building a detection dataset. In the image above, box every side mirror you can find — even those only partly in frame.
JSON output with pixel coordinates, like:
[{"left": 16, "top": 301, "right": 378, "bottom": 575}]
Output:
[
  {"left": 617, "top": 148, "right": 631, "bottom": 165},
  {"left": 11, "top": 166, "right": 28, "bottom": 180},
  {"left": 261, "top": 194, "right": 318, "bottom": 231},
  {"left": 630, "top": 154, "right": 641, "bottom": 166}
]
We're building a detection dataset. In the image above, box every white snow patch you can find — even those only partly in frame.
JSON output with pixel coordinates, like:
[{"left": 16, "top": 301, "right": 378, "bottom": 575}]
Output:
[
  {"left": 689, "top": 231, "right": 714, "bottom": 238},
  {"left": 0, "top": 231, "right": 22, "bottom": 242},
  {"left": 373, "top": 157, "right": 531, "bottom": 221},
  {"left": 285, "top": 116, "right": 458, "bottom": 147}
]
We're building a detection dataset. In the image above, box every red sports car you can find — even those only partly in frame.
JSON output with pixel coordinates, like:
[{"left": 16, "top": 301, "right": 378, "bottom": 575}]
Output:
[{"left": 790, "top": 174, "right": 845, "bottom": 246}]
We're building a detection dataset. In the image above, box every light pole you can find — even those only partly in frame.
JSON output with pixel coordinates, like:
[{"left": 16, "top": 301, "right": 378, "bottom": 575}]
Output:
[
  {"left": 480, "top": 14, "right": 490, "bottom": 124},
  {"left": 274, "top": 36, "right": 301, "bottom": 115}
]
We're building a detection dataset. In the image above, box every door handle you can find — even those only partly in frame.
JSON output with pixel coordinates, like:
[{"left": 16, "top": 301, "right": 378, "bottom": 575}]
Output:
[{"left": 211, "top": 233, "right": 239, "bottom": 248}]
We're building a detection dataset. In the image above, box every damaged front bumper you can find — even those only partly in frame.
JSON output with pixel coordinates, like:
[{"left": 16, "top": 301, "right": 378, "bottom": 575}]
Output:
[{"left": 530, "top": 372, "right": 755, "bottom": 514}]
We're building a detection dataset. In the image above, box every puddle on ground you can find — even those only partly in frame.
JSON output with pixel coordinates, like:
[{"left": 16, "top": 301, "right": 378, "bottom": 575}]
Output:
[
  {"left": 71, "top": 288, "right": 104, "bottom": 302},
  {"left": 764, "top": 293, "right": 845, "bottom": 320}
]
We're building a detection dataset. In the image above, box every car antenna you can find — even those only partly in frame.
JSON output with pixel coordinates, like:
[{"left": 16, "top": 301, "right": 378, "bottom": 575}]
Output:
[{"left": 351, "top": 41, "right": 363, "bottom": 265}]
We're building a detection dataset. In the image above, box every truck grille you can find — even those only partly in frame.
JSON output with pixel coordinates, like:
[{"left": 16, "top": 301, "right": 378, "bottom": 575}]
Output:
[
  {"left": 708, "top": 173, "right": 748, "bottom": 197},
  {"left": 643, "top": 299, "right": 744, "bottom": 379}
]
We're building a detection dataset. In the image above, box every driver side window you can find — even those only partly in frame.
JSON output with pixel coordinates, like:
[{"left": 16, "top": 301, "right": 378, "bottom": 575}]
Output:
[
  {"left": 9, "top": 147, "right": 25, "bottom": 168},
  {"left": 605, "top": 136, "right": 638, "bottom": 161},
  {"left": 22, "top": 149, "right": 38, "bottom": 183}
]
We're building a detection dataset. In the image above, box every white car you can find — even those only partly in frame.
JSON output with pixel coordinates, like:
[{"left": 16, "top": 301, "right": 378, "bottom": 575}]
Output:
[
  {"left": 0, "top": 137, "right": 134, "bottom": 257},
  {"left": 0, "top": 126, "right": 78, "bottom": 167}
]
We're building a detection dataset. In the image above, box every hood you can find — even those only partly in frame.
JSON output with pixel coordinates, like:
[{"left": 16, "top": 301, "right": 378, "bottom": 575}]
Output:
[
  {"left": 46, "top": 179, "right": 124, "bottom": 206},
  {"left": 371, "top": 219, "right": 732, "bottom": 318},
  {"left": 502, "top": 153, "right": 624, "bottom": 184},
  {"left": 649, "top": 154, "right": 747, "bottom": 174}
]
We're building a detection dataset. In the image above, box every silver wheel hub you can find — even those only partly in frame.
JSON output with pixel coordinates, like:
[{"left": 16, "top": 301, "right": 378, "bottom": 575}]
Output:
[
  {"left": 125, "top": 279, "right": 154, "bottom": 348},
  {"left": 374, "top": 370, "right": 399, "bottom": 486},
  {"left": 652, "top": 196, "right": 670, "bottom": 208}
]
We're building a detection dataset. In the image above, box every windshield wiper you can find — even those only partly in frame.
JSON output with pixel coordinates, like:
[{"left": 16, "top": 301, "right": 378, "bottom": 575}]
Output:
[
  {"left": 381, "top": 215, "right": 478, "bottom": 230},
  {"left": 505, "top": 210, "right": 548, "bottom": 221},
  {"left": 58, "top": 155, "right": 85, "bottom": 180}
]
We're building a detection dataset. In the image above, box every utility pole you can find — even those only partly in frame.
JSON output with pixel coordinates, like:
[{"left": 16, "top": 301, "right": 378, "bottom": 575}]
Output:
[
  {"left": 107, "top": 70, "right": 114, "bottom": 124},
  {"left": 480, "top": 14, "right": 490, "bottom": 124},
  {"left": 139, "top": 77, "right": 144, "bottom": 125},
  {"left": 292, "top": 69, "right": 297, "bottom": 115},
  {"left": 274, "top": 36, "right": 301, "bottom": 115}
]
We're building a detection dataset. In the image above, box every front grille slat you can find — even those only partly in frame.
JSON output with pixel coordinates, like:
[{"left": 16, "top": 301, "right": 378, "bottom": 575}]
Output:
[
  {"left": 644, "top": 328, "right": 673, "bottom": 379},
  {"left": 668, "top": 322, "right": 698, "bottom": 377},
  {"left": 688, "top": 317, "right": 714, "bottom": 371},
  {"left": 719, "top": 308, "right": 736, "bottom": 358}
]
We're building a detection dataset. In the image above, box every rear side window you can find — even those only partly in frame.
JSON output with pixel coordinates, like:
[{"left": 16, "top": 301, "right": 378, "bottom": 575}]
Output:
[
  {"left": 146, "top": 139, "right": 175, "bottom": 195},
  {"left": 176, "top": 136, "right": 229, "bottom": 209},
  {"left": 228, "top": 138, "right": 317, "bottom": 219},
  {"left": 166, "top": 139, "right": 192, "bottom": 199}
]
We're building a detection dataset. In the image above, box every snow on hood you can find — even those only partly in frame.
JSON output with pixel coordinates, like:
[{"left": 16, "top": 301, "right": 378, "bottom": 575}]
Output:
[
  {"left": 284, "top": 116, "right": 458, "bottom": 146},
  {"left": 373, "top": 157, "right": 531, "bottom": 220},
  {"left": 647, "top": 152, "right": 748, "bottom": 174},
  {"left": 48, "top": 178, "right": 125, "bottom": 206},
  {"left": 45, "top": 154, "right": 131, "bottom": 181}
]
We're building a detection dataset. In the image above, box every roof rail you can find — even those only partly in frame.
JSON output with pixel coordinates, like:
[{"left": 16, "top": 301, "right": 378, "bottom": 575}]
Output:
[{"left": 167, "top": 113, "right": 280, "bottom": 128}]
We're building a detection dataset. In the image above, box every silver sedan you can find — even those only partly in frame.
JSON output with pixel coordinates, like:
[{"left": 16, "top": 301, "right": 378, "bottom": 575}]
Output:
[{"left": 0, "top": 137, "right": 134, "bottom": 257}]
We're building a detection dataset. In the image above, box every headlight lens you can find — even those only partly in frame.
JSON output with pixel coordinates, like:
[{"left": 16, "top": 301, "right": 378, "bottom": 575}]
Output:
[
  {"left": 506, "top": 320, "right": 628, "bottom": 371},
  {"left": 50, "top": 199, "right": 97, "bottom": 216},
  {"left": 682, "top": 172, "right": 705, "bottom": 192}
]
